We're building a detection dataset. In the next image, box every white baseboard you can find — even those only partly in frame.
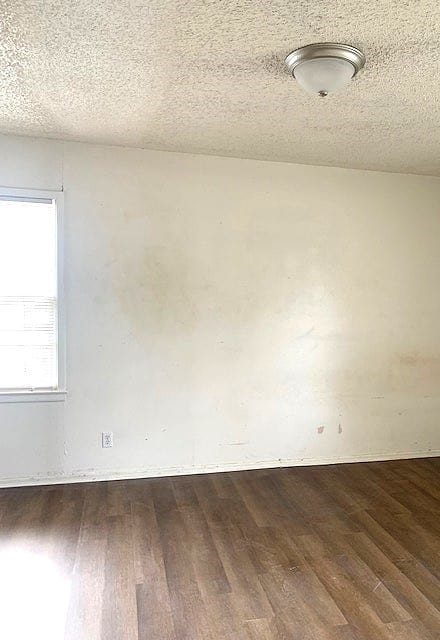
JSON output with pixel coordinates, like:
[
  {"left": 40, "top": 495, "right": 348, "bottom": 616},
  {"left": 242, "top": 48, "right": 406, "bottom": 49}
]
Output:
[{"left": 0, "top": 449, "right": 439, "bottom": 488}]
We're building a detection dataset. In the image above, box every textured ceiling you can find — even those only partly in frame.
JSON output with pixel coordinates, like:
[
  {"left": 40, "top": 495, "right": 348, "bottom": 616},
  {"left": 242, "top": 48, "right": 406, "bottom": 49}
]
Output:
[{"left": 1, "top": 1, "right": 440, "bottom": 175}]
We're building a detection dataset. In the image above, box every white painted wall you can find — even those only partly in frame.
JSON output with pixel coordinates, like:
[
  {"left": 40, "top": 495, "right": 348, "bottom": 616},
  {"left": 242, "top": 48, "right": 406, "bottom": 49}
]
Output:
[{"left": 0, "top": 133, "right": 439, "bottom": 486}]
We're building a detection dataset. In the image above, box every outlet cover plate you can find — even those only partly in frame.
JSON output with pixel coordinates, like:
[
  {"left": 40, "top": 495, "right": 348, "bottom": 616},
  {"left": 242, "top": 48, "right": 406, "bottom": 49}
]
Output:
[{"left": 102, "top": 431, "right": 113, "bottom": 448}]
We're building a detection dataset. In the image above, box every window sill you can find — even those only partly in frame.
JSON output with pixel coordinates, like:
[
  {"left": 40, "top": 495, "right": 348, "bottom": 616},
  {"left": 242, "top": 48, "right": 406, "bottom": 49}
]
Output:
[{"left": 0, "top": 390, "right": 67, "bottom": 404}]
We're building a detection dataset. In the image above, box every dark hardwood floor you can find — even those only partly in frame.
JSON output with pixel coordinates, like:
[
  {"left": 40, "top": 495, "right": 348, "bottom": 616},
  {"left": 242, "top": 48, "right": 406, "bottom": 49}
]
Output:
[{"left": 0, "top": 458, "right": 439, "bottom": 639}]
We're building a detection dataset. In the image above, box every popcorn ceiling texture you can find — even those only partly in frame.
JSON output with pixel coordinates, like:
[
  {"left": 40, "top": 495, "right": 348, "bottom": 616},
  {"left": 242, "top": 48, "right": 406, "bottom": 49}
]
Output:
[{"left": 1, "top": 1, "right": 439, "bottom": 175}]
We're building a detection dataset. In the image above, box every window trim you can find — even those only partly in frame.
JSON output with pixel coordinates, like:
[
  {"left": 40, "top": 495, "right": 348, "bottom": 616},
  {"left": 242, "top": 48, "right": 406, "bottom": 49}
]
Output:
[{"left": 0, "top": 186, "right": 66, "bottom": 403}]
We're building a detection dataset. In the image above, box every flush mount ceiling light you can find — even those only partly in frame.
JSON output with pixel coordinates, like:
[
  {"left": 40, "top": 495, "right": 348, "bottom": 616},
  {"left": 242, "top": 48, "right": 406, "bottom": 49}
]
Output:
[{"left": 285, "top": 43, "right": 365, "bottom": 97}]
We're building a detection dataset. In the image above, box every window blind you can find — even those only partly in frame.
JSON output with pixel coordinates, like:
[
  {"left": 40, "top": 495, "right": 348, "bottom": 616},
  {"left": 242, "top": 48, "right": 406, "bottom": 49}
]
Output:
[{"left": 0, "top": 198, "right": 58, "bottom": 390}]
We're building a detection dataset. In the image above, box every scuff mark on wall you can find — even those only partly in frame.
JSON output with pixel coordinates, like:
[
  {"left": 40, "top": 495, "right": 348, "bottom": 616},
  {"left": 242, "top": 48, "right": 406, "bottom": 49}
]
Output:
[
  {"left": 297, "top": 326, "right": 315, "bottom": 339},
  {"left": 224, "top": 441, "right": 249, "bottom": 446}
]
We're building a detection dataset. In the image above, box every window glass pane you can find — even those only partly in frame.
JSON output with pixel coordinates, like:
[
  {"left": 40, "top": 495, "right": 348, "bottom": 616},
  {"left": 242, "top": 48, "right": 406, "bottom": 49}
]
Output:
[{"left": 0, "top": 198, "right": 58, "bottom": 390}]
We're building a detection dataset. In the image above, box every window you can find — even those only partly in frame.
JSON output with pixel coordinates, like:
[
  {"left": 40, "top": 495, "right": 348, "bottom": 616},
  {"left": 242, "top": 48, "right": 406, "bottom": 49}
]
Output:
[{"left": 0, "top": 188, "right": 65, "bottom": 401}]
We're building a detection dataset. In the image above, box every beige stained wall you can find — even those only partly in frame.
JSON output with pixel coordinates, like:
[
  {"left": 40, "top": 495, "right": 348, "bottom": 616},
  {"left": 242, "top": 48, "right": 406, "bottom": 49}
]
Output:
[{"left": 0, "top": 133, "right": 439, "bottom": 485}]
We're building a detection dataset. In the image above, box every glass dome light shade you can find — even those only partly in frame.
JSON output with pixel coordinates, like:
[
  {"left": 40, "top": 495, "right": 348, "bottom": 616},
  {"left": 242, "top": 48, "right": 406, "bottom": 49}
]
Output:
[{"left": 293, "top": 57, "right": 356, "bottom": 96}]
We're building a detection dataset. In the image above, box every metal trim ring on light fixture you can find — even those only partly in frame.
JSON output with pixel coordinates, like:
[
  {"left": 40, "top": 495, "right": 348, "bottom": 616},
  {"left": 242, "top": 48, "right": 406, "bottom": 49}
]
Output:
[{"left": 285, "top": 43, "right": 366, "bottom": 77}]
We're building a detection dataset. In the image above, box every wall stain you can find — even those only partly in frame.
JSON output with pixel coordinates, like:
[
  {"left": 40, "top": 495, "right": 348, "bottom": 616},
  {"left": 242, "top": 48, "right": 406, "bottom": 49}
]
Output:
[
  {"left": 338, "top": 424, "right": 342, "bottom": 434},
  {"left": 317, "top": 426, "right": 325, "bottom": 434},
  {"left": 331, "top": 352, "right": 440, "bottom": 397},
  {"left": 399, "top": 354, "right": 440, "bottom": 367}
]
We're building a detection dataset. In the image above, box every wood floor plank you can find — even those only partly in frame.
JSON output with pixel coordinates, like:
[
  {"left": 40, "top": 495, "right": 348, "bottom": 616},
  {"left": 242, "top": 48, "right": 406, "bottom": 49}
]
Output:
[
  {"left": 64, "top": 519, "right": 107, "bottom": 640},
  {"left": 101, "top": 514, "right": 138, "bottom": 640},
  {"left": 131, "top": 495, "right": 176, "bottom": 640},
  {"left": 151, "top": 478, "right": 214, "bottom": 640}
]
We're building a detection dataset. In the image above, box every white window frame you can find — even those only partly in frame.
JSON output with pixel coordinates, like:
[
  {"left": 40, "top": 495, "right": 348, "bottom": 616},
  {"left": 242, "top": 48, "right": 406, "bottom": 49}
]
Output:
[{"left": 0, "top": 187, "right": 66, "bottom": 403}]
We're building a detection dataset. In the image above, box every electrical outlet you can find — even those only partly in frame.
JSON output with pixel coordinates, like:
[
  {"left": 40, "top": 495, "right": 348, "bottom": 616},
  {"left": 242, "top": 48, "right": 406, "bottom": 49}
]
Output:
[{"left": 102, "top": 431, "right": 113, "bottom": 448}]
